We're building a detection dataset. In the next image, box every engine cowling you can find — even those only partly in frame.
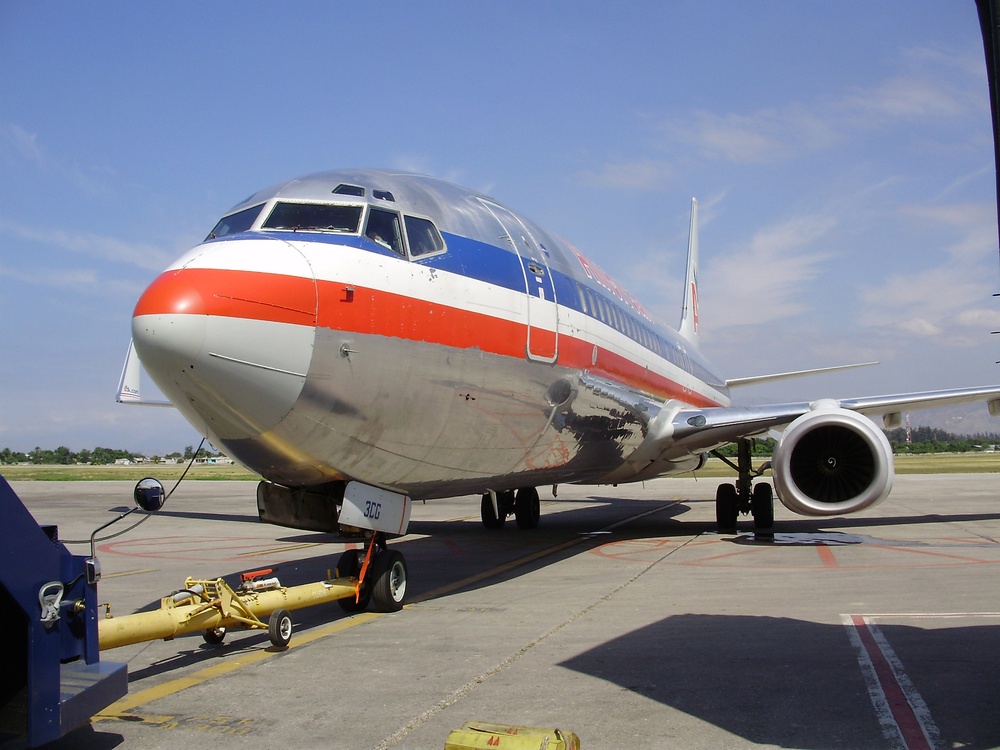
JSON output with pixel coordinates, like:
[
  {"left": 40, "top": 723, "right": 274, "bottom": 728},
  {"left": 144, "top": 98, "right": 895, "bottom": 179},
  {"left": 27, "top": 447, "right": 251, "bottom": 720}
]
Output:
[{"left": 772, "top": 402, "right": 893, "bottom": 516}]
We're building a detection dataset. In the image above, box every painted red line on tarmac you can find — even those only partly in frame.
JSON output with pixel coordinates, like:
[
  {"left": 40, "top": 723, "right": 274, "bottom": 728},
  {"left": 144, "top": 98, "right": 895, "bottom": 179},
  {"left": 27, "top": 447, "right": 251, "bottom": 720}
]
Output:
[
  {"left": 816, "top": 545, "right": 839, "bottom": 568},
  {"left": 850, "top": 615, "right": 932, "bottom": 750}
]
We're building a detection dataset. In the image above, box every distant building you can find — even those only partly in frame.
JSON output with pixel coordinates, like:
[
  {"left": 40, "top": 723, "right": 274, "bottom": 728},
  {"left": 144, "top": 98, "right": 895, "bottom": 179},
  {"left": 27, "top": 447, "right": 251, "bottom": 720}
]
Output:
[{"left": 194, "top": 456, "right": 235, "bottom": 465}]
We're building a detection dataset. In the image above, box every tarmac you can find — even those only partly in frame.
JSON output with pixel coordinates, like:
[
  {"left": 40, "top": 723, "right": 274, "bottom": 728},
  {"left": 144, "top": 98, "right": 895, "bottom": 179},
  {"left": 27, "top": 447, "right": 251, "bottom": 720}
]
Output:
[{"left": 9, "top": 473, "right": 1000, "bottom": 750}]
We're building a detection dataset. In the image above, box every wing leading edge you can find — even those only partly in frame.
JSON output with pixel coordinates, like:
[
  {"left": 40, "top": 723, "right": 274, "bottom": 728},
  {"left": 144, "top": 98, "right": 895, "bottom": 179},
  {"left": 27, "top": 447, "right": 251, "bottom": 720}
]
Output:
[{"left": 668, "top": 384, "right": 1000, "bottom": 456}]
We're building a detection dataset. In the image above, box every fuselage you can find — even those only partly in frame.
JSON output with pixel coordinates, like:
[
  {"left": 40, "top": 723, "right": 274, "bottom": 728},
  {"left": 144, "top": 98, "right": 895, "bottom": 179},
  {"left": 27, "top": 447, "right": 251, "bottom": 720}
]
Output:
[{"left": 132, "top": 169, "right": 729, "bottom": 499}]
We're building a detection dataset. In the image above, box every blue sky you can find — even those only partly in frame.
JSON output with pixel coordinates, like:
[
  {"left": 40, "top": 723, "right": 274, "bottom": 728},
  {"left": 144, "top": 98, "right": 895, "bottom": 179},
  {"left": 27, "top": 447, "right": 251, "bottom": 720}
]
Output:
[{"left": 1, "top": 2, "right": 998, "bottom": 455}]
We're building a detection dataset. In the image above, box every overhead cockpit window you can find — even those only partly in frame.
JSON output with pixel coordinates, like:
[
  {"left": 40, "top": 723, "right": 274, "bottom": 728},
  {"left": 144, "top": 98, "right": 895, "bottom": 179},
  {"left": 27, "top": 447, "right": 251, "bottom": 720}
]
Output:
[
  {"left": 365, "top": 208, "right": 404, "bottom": 255},
  {"left": 333, "top": 184, "right": 365, "bottom": 197},
  {"left": 206, "top": 204, "right": 264, "bottom": 240},
  {"left": 262, "top": 202, "right": 363, "bottom": 233},
  {"left": 373, "top": 190, "right": 395, "bottom": 202},
  {"left": 404, "top": 215, "right": 446, "bottom": 257}
]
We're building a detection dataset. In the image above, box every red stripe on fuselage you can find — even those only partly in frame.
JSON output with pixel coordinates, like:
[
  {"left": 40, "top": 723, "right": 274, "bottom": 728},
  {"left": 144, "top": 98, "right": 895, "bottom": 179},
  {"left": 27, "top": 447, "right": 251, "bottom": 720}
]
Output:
[
  {"left": 134, "top": 268, "right": 316, "bottom": 324},
  {"left": 134, "top": 267, "right": 722, "bottom": 408}
]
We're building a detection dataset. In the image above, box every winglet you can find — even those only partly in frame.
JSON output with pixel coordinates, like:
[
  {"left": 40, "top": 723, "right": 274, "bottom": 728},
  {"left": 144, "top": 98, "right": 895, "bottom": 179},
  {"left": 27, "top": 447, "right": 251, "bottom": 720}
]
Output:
[
  {"left": 116, "top": 340, "right": 173, "bottom": 407},
  {"left": 678, "top": 198, "right": 700, "bottom": 347}
]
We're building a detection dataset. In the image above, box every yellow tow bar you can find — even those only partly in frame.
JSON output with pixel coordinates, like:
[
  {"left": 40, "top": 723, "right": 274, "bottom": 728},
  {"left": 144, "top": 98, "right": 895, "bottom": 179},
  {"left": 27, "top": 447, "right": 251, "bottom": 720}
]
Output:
[{"left": 99, "top": 571, "right": 359, "bottom": 650}]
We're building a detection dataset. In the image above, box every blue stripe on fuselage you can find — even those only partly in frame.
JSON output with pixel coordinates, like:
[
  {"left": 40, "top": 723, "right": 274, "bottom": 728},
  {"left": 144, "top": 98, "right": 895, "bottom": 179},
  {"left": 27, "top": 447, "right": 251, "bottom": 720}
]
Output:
[{"left": 208, "top": 230, "right": 727, "bottom": 393}]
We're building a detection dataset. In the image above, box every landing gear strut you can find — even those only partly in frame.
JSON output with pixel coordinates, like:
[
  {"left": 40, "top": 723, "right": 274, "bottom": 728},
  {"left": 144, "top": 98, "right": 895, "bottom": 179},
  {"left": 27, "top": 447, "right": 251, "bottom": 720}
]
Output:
[
  {"left": 336, "top": 532, "right": 408, "bottom": 613},
  {"left": 481, "top": 487, "right": 541, "bottom": 530},
  {"left": 711, "top": 438, "right": 774, "bottom": 532}
]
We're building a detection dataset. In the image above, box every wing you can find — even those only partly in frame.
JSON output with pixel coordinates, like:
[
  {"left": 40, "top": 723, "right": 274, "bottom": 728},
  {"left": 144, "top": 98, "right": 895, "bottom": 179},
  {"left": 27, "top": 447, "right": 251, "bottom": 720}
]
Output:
[
  {"left": 636, "top": 384, "right": 1000, "bottom": 518},
  {"left": 666, "top": 384, "right": 1000, "bottom": 456}
]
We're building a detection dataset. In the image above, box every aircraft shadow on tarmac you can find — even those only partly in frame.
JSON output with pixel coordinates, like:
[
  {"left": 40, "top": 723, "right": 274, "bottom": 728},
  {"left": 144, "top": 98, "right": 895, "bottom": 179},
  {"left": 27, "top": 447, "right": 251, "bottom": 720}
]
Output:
[
  {"left": 557, "top": 614, "right": 1000, "bottom": 750},
  {"left": 120, "top": 495, "right": 1000, "bottom": 700},
  {"left": 122, "top": 497, "right": 699, "bottom": 680},
  {"left": 151, "top": 508, "right": 264, "bottom": 525}
]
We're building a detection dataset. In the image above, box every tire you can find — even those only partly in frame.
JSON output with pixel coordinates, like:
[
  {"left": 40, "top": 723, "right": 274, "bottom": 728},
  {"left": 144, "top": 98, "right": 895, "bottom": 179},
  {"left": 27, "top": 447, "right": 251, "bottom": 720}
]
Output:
[
  {"left": 202, "top": 626, "right": 226, "bottom": 645},
  {"left": 481, "top": 493, "right": 505, "bottom": 529},
  {"left": 751, "top": 482, "right": 775, "bottom": 530},
  {"left": 371, "top": 549, "right": 408, "bottom": 613},
  {"left": 268, "top": 608, "right": 293, "bottom": 648},
  {"left": 514, "top": 487, "right": 541, "bottom": 529},
  {"left": 337, "top": 549, "right": 373, "bottom": 612},
  {"left": 715, "top": 483, "right": 739, "bottom": 532}
]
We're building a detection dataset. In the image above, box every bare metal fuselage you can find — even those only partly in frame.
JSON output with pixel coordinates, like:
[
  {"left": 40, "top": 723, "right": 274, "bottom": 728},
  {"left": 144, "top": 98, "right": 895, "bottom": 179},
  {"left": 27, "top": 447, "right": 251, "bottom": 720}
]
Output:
[{"left": 132, "top": 170, "right": 728, "bottom": 499}]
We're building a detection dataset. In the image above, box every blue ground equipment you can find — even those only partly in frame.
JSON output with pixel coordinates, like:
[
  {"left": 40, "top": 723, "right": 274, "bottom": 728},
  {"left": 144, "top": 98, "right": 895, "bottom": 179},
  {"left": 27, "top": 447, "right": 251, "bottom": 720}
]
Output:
[{"left": 0, "top": 476, "right": 129, "bottom": 747}]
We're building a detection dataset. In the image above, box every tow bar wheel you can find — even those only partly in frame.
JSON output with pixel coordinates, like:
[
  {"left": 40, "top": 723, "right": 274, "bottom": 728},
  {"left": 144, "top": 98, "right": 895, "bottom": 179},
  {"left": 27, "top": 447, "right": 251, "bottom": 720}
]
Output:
[
  {"left": 268, "top": 608, "right": 293, "bottom": 648},
  {"left": 202, "top": 626, "right": 226, "bottom": 645}
]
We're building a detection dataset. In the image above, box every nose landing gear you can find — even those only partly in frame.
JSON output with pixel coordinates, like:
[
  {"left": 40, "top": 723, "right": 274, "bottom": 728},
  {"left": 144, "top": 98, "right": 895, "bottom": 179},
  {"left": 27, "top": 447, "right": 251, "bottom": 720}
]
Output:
[{"left": 336, "top": 533, "right": 408, "bottom": 613}]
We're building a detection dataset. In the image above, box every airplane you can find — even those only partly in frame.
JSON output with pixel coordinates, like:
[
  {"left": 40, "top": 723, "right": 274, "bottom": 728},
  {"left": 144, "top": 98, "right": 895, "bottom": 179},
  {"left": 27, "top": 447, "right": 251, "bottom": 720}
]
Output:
[{"left": 119, "top": 168, "right": 1000, "bottom": 609}]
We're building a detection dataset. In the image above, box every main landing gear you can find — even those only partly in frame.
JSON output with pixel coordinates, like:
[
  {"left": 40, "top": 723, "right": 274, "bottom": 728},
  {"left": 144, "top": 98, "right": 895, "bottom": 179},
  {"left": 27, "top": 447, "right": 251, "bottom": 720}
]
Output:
[
  {"left": 711, "top": 438, "right": 774, "bottom": 533},
  {"left": 481, "top": 487, "right": 541, "bottom": 530}
]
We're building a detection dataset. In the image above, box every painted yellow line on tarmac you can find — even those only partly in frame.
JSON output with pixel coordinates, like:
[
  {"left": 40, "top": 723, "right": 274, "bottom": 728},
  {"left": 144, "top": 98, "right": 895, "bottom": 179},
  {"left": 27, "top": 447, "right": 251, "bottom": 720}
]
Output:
[
  {"left": 96, "top": 501, "right": 679, "bottom": 720},
  {"left": 95, "top": 612, "right": 384, "bottom": 720},
  {"left": 102, "top": 568, "right": 155, "bottom": 579},
  {"left": 409, "top": 539, "right": 582, "bottom": 604},
  {"left": 238, "top": 542, "right": 322, "bottom": 557},
  {"left": 410, "top": 501, "right": 680, "bottom": 604}
]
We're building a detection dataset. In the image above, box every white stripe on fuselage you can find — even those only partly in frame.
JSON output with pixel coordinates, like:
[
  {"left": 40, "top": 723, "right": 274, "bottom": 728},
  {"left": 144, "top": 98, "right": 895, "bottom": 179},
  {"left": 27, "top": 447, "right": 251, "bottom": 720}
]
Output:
[{"left": 177, "top": 236, "right": 726, "bottom": 407}]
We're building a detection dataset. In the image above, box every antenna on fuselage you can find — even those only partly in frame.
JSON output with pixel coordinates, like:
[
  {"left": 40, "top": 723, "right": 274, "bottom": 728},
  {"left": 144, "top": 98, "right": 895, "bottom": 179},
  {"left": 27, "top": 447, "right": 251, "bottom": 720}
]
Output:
[{"left": 678, "top": 198, "right": 700, "bottom": 348}]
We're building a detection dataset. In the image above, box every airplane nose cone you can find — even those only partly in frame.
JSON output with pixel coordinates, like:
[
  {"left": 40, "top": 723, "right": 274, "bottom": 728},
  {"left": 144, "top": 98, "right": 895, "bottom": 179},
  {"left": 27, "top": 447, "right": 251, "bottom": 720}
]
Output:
[
  {"left": 132, "top": 240, "right": 317, "bottom": 440},
  {"left": 133, "top": 271, "right": 209, "bottom": 364}
]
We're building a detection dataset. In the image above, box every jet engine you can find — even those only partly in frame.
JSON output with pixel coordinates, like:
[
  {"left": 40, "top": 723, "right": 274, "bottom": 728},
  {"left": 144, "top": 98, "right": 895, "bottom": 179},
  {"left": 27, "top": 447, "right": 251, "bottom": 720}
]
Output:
[{"left": 771, "top": 401, "right": 893, "bottom": 516}]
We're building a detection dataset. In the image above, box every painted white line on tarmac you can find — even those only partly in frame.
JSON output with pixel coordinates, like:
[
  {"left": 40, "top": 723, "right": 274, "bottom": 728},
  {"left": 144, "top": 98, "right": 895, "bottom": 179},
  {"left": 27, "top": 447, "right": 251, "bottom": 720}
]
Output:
[{"left": 843, "top": 614, "right": 939, "bottom": 750}]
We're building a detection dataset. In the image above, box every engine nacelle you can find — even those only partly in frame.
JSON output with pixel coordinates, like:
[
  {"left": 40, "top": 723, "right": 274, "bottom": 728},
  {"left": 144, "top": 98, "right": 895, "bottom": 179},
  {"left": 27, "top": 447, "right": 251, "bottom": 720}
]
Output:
[{"left": 772, "top": 402, "right": 893, "bottom": 516}]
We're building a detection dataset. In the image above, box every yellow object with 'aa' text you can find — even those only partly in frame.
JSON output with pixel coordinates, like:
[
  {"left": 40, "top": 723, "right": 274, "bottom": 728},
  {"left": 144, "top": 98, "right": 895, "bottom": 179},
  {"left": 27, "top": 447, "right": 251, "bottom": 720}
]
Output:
[{"left": 445, "top": 721, "right": 581, "bottom": 750}]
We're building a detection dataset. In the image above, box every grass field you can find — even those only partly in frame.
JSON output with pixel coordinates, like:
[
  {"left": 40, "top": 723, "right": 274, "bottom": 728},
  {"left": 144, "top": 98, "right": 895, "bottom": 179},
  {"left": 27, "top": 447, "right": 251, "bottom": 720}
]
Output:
[
  {"left": 2, "top": 452, "right": 999, "bottom": 482},
  {"left": 0, "top": 463, "right": 262, "bottom": 481}
]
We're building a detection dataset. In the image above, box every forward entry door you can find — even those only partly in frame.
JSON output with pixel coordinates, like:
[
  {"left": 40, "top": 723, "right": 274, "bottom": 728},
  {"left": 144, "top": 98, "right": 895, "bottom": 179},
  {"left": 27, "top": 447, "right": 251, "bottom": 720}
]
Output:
[{"left": 479, "top": 199, "right": 559, "bottom": 363}]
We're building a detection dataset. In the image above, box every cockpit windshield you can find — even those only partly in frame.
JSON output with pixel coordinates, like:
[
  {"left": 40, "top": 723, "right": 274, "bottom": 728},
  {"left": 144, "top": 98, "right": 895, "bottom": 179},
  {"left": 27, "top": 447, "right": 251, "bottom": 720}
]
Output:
[
  {"left": 206, "top": 204, "right": 264, "bottom": 240},
  {"left": 262, "top": 202, "right": 363, "bottom": 234}
]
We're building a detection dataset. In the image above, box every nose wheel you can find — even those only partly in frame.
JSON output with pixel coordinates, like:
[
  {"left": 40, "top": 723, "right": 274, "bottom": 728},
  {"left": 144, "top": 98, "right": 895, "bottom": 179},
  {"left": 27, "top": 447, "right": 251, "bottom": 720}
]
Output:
[{"left": 336, "top": 534, "right": 409, "bottom": 613}]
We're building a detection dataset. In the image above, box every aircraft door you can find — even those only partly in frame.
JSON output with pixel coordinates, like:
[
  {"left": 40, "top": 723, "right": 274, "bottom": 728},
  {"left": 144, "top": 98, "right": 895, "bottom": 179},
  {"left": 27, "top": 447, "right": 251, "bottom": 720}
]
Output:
[{"left": 478, "top": 199, "right": 559, "bottom": 363}]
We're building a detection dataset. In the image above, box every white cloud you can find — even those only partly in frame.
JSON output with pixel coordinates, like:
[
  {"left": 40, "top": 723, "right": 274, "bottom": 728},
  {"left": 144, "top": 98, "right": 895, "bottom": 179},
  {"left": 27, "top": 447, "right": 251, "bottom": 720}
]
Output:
[
  {"left": 2, "top": 122, "right": 115, "bottom": 195},
  {"left": 837, "top": 76, "right": 974, "bottom": 124},
  {"left": 7, "top": 123, "right": 46, "bottom": 166},
  {"left": 665, "top": 105, "right": 838, "bottom": 164},
  {"left": 702, "top": 213, "right": 836, "bottom": 328},
  {"left": 0, "top": 262, "right": 141, "bottom": 297},
  {"left": 0, "top": 218, "right": 173, "bottom": 271},
  {"left": 662, "top": 48, "right": 980, "bottom": 166},
  {"left": 577, "top": 159, "right": 674, "bottom": 190},
  {"left": 857, "top": 201, "right": 998, "bottom": 338}
]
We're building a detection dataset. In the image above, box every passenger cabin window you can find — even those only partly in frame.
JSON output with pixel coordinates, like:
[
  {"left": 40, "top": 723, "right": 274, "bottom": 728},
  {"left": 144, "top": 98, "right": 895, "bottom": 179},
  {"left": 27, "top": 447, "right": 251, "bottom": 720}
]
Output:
[
  {"left": 206, "top": 204, "right": 264, "bottom": 240},
  {"left": 404, "top": 215, "right": 446, "bottom": 257},
  {"left": 365, "top": 208, "right": 404, "bottom": 255},
  {"left": 262, "top": 202, "right": 363, "bottom": 233}
]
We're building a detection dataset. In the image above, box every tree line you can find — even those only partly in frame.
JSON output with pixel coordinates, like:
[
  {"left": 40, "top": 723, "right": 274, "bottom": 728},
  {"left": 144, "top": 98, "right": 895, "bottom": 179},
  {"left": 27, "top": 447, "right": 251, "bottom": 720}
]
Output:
[
  {"left": 712, "top": 426, "right": 1000, "bottom": 458},
  {"left": 0, "top": 445, "right": 220, "bottom": 465},
  {"left": 6, "top": 426, "right": 999, "bottom": 466}
]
